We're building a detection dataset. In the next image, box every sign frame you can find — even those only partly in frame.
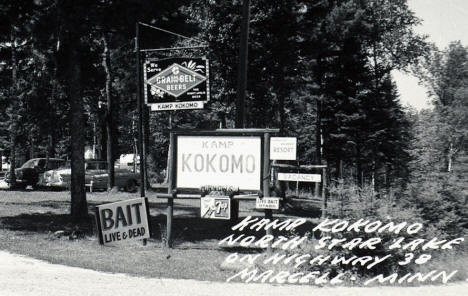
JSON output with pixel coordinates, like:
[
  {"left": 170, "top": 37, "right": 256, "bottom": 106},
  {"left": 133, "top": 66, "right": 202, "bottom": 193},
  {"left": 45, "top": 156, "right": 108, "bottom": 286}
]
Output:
[
  {"left": 143, "top": 57, "right": 210, "bottom": 110},
  {"left": 173, "top": 131, "right": 266, "bottom": 193}
]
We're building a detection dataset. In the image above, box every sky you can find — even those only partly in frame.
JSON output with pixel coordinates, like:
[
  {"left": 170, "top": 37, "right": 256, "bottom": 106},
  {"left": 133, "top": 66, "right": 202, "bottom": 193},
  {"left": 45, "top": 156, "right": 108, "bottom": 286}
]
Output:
[{"left": 393, "top": 0, "right": 468, "bottom": 110}]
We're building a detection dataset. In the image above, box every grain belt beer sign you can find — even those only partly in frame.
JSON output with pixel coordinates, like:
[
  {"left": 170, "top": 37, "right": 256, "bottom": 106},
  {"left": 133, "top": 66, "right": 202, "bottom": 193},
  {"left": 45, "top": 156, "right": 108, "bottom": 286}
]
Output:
[
  {"left": 144, "top": 57, "right": 209, "bottom": 111},
  {"left": 200, "top": 196, "right": 231, "bottom": 220},
  {"left": 176, "top": 136, "right": 261, "bottom": 191},
  {"left": 96, "top": 198, "right": 150, "bottom": 245}
]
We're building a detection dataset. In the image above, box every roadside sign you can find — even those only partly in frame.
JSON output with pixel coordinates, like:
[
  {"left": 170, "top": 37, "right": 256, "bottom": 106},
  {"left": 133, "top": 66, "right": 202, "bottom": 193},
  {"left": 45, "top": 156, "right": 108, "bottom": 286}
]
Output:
[
  {"left": 95, "top": 198, "right": 150, "bottom": 245},
  {"left": 270, "top": 137, "right": 296, "bottom": 160},
  {"left": 200, "top": 196, "right": 231, "bottom": 219},
  {"left": 176, "top": 136, "right": 262, "bottom": 191},
  {"left": 256, "top": 197, "right": 280, "bottom": 210},
  {"left": 278, "top": 173, "right": 321, "bottom": 182},
  {"left": 144, "top": 57, "right": 210, "bottom": 111},
  {"left": 150, "top": 101, "right": 204, "bottom": 111}
]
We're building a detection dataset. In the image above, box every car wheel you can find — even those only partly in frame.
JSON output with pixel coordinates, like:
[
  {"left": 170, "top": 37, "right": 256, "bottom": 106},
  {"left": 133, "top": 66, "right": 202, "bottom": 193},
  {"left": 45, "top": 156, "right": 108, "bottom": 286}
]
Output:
[{"left": 125, "top": 180, "right": 138, "bottom": 192}]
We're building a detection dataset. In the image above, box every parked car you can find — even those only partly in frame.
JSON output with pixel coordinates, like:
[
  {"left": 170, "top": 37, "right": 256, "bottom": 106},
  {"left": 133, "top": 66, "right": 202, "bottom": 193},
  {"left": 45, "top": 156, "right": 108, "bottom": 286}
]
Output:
[
  {"left": 39, "top": 160, "right": 140, "bottom": 192},
  {"left": 1, "top": 156, "right": 10, "bottom": 171},
  {"left": 4, "top": 158, "right": 65, "bottom": 189}
]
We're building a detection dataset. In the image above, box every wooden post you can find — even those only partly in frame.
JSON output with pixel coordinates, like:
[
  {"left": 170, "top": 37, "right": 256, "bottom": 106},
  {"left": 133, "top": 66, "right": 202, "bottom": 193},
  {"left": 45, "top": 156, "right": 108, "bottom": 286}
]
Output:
[
  {"left": 321, "top": 167, "right": 327, "bottom": 217},
  {"left": 136, "top": 22, "right": 145, "bottom": 198},
  {"left": 263, "top": 133, "right": 272, "bottom": 252},
  {"left": 166, "top": 131, "right": 176, "bottom": 248},
  {"left": 235, "top": 0, "right": 251, "bottom": 128}
]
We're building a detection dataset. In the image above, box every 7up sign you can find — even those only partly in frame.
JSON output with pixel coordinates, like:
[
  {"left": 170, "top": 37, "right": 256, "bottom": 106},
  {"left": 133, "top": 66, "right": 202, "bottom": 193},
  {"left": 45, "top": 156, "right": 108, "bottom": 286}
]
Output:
[{"left": 144, "top": 57, "right": 210, "bottom": 111}]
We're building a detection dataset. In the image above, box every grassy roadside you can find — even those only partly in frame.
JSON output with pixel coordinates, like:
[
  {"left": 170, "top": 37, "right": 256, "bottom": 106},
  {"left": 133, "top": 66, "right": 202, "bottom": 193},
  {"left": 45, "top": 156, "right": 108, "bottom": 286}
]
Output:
[
  {"left": 0, "top": 190, "right": 290, "bottom": 282},
  {"left": 1, "top": 189, "right": 466, "bottom": 285}
]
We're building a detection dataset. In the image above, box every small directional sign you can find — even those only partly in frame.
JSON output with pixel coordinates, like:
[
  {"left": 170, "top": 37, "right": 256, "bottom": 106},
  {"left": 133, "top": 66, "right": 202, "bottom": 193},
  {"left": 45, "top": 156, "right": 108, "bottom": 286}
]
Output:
[
  {"left": 256, "top": 197, "right": 280, "bottom": 210},
  {"left": 278, "top": 173, "right": 322, "bottom": 182}
]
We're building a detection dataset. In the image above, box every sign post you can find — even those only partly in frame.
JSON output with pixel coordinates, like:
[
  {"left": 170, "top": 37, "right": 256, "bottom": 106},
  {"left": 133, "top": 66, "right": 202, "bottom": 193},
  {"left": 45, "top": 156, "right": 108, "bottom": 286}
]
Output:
[
  {"left": 161, "top": 129, "right": 279, "bottom": 248},
  {"left": 263, "top": 132, "right": 273, "bottom": 252}
]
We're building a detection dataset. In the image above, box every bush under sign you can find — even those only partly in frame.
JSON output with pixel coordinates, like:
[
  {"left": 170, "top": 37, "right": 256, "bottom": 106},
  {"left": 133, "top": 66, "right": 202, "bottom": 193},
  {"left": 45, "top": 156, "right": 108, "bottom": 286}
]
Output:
[
  {"left": 200, "top": 196, "right": 231, "bottom": 220},
  {"left": 96, "top": 198, "right": 150, "bottom": 245}
]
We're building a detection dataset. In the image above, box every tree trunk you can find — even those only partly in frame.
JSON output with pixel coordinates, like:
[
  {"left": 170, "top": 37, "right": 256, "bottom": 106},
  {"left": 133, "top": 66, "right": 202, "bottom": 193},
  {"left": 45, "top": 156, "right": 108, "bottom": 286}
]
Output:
[
  {"left": 102, "top": 33, "right": 115, "bottom": 190},
  {"left": 67, "top": 33, "right": 87, "bottom": 223},
  {"left": 8, "top": 25, "right": 18, "bottom": 188},
  {"left": 356, "top": 144, "right": 363, "bottom": 187}
]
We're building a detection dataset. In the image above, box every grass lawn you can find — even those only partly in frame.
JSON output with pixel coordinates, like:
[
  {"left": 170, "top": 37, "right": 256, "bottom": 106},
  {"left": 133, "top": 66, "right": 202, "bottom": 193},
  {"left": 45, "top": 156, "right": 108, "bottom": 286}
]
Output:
[{"left": 0, "top": 189, "right": 316, "bottom": 282}]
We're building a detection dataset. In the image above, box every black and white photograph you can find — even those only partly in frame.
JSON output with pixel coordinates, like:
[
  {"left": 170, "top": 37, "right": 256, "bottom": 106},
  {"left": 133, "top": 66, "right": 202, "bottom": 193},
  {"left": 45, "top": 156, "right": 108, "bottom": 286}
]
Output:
[{"left": 0, "top": 0, "right": 467, "bottom": 295}]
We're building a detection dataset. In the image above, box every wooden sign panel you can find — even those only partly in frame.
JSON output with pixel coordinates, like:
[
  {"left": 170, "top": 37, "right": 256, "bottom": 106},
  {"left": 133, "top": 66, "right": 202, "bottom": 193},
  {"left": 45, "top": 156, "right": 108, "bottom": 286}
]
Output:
[{"left": 96, "top": 198, "right": 150, "bottom": 245}]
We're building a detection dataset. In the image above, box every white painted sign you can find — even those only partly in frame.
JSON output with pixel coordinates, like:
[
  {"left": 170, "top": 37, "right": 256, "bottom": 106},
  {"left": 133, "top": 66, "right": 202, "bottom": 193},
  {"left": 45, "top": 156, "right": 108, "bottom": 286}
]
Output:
[
  {"left": 177, "top": 136, "right": 261, "bottom": 190},
  {"left": 270, "top": 137, "right": 297, "bottom": 160},
  {"left": 150, "top": 101, "right": 204, "bottom": 111},
  {"left": 256, "top": 197, "right": 280, "bottom": 210},
  {"left": 278, "top": 173, "right": 321, "bottom": 182},
  {"left": 96, "top": 198, "right": 150, "bottom": 245},
  {"left": 200, "top": 196, "right": 231, "bottom": 219}
]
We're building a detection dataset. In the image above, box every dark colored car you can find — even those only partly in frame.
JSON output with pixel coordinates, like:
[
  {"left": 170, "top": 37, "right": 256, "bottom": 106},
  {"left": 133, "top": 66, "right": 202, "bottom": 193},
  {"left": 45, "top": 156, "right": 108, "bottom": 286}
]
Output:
[
  {"left": 39, "top": 160, "right": 140, "bottom": 192},
  {"left": 4, "top": 158, "right": 65, "bottom": 189}
]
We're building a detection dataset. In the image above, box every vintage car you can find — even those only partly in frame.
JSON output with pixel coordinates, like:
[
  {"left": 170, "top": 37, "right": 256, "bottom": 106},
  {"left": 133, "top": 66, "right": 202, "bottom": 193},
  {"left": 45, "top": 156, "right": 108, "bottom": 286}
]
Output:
[
  {"left": 38, "top": 160, "right": 140, "bottom": 192},
  {"left": 4, "top": 158, "right": 66, "bottom": 189}
]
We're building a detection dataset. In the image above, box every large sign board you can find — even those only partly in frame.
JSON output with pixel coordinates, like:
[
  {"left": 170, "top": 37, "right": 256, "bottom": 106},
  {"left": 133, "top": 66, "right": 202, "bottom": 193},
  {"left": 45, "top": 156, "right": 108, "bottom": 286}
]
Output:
[
  {"left": 176, "top": 136, "right": 262, "bottom": 191},
  {"left": 270, "top": 137, "right": 297, "bottom": 160},
  {"left": 278, "top": 173, "right": 322, "bottom": 182},
  {"left": 144, "top": 57, "right": 209, "bottom": 111},
  {"left": 95, "top": 198, "right": 150, "bottom": 245},
  {"left": 200, "top": 196, "right": 231, "bottom": 219}
]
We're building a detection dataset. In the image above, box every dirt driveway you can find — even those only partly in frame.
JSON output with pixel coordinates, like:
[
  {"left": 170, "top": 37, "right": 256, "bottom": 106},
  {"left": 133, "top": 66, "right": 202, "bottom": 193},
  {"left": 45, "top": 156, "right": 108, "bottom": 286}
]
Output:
[{"left": 0, "top": 251, "right": 466, "bottom": 296}]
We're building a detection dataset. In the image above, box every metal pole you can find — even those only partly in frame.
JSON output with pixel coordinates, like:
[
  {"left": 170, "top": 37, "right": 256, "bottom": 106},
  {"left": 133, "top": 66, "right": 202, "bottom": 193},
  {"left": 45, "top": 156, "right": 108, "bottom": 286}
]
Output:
[
  {"left": 235, "top": 0, "right": 250, "bottom": 128},
  {"left": 263, "top": 133, "right": 272, "bottom": 252},
  {"left": 136, "top": 22, "right": 145, "bottom": 198}
]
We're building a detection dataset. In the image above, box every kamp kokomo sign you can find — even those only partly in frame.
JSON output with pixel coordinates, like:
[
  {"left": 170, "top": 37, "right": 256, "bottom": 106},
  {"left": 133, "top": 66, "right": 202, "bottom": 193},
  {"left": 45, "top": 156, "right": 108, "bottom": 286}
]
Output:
[
  {"left": 176, "top": 136, "right": 262, "bottom": 191},
  {"left": 144, "top": 57, "right": 210, "bottom": 111}
]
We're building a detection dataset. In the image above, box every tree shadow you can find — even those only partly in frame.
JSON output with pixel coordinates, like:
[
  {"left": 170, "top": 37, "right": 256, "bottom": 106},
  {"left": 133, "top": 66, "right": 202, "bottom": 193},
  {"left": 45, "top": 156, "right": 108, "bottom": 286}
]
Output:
[{"left": 0, "top": 199, "right": 319, "bottom": 247}]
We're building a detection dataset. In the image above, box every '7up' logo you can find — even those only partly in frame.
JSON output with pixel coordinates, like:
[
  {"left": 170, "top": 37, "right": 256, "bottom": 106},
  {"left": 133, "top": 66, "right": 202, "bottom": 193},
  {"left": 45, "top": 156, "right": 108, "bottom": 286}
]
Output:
[{"left": 201, "top": 197, "right": 230, "bottom": 220}]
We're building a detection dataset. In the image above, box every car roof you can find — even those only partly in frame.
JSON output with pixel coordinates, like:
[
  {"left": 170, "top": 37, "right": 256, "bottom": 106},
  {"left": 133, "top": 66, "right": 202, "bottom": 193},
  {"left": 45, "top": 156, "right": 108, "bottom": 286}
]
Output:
[{"left": 30, "top": 158, "right": 65, "bottom": 161}]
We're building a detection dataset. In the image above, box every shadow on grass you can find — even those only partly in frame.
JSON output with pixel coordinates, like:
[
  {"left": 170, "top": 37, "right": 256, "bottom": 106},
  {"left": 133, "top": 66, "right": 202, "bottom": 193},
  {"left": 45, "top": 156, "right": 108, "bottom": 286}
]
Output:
[
  {"left": 0, "top": 212, "right": 95, "bottom": 233},
  {"left": 0, "top": 198, "right": 319, "bottom": 248}
]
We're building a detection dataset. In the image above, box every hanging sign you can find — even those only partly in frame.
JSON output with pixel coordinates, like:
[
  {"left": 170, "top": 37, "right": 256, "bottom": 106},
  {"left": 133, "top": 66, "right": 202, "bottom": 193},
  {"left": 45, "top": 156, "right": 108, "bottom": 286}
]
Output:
[
  {"left": 256, "top": 197, "right": 280, "bottom": 210},
  {"left": 144, "top": 57, "right": 210, "bottom": 111},
  {"left": 278, "top": 173, "right": 321, "bottom": 182},
  {"left": 176, "top": 136, "right": 262, "bottom": 191},
  {"left": 95, "top": 198, "right": 150, "bottom": 245},
  {"left": 270, "top": 137, "right": 297, "bottom": 160},
  {"left": 200, "top": 196, "right": 231, "bottom": 220}
]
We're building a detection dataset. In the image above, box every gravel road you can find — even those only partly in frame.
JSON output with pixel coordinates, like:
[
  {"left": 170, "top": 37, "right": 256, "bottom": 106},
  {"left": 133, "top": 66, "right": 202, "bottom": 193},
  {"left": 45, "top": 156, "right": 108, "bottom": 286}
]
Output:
[{"left": 0, "top": 251, "right": 466, "bottom": 296}]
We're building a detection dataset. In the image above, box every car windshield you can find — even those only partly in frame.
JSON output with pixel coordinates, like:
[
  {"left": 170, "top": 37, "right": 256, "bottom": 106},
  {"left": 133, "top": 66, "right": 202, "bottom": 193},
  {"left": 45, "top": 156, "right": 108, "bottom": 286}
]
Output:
[
  {"left": 20, "top": 159, "right": 39, "bottom": 169},
  {"left": 86, "top": 162, "right": 107, "bottom": 170}
]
